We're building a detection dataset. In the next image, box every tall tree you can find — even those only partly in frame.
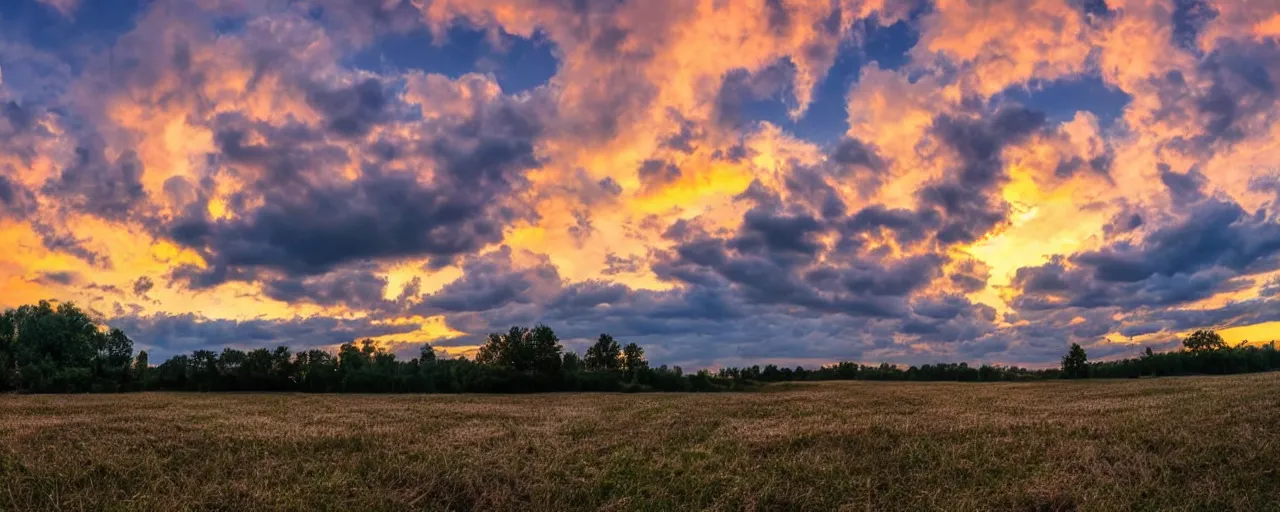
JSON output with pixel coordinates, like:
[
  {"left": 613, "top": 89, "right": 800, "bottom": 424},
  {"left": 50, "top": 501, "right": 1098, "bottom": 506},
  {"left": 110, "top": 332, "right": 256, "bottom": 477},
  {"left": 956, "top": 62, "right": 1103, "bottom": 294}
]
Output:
[
  {"left": 528, "top": 325, "right": 563, "bottom": 376},
  {"left": 562, "top": 351, "right": 581, "bottom": 373},
  {"left": 622, "top": 342, "right": 648, "bottom": 373},
  {"left": 584, "top": 333, "right": 621, "bottom": 371},
  {"left": 476, "top": 327, "right": 523, "bottom": 368},
  {"left": 476, "top": 325, "right": 563, "bottom": 377},
  {"left": 1183, "top": 330, "right": 1227, "bottom": 353},
  {"left": 132, "top": 350, "right": 149, "bottom": 387},
  {"left": 1061, "top": 343, "right": 1089, "bottom": 379},
  {"left": 420, "top": 343, "right": 437, "bottom": 365}
]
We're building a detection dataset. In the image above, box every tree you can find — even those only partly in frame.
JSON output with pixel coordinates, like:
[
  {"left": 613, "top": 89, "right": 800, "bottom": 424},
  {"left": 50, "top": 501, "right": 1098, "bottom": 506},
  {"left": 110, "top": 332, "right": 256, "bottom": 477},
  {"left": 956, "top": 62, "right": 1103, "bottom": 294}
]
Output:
[
  {"left": 1061, "top": 343, "right": 1089, "bottom": 379},
  {"left": 133, "top": 350, "right": 150, "bottom": 387},
  {"left": 419, "top": 343, "right": 437, "bottom": 365},
  {"left": 476, "top": 327, "right": 522, "bottom": 367},
  {"left": 1183, "top": 329, "right": 1227, "bottom": 353},
  {"left": 95, "top": 328, "right": 134, "bottom": 388},
  {"left": 562, "top": 351, "right": 581, "bottom": 373},
  {"left": 528, "top": 325, "right": 564, "bottom": 376},
  {"left": 0, "top": 309, "right": 14, "bottom": 391},
  {"left": 475, "top": 325, "right": 563, "bottom": 377},
  {"left": 9, "top": 301, "right": 113, "bottom": 392},
  {"left": 583, "top": 333, "right": 621, "bottom": 371},
  {"left": 621, "top": 342, "right": 648, "bottom": 373}
]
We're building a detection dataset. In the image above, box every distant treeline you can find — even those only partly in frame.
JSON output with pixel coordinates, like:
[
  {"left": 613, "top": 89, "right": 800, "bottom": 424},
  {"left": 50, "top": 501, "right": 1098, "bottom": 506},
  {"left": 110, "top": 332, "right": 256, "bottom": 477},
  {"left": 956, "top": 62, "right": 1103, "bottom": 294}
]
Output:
[
  {"left": 716, "top": 332, "right": 1280, "bottom": 383},
  {"left": 2, "top": 300, "right": 1278, "bottom": 394},
  {"left": 0, "top": 301, "right": 738, "bottom": 393}
]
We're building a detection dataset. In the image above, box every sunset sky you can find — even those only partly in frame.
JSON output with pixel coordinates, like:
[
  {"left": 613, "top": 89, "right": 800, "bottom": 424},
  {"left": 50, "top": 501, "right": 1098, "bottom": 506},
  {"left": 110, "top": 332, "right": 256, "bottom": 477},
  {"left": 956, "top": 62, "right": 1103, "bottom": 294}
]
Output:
[{"left": 2, "top": 0, "right": 1279, "bottom": 368}]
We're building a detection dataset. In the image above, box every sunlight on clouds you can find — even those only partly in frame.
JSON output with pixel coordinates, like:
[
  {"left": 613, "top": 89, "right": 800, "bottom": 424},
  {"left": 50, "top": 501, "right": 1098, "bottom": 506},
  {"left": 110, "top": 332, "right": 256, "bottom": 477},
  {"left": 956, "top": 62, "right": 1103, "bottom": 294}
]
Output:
[{"left": 2, "top": 0, "right": 1280, "bottom": 365}]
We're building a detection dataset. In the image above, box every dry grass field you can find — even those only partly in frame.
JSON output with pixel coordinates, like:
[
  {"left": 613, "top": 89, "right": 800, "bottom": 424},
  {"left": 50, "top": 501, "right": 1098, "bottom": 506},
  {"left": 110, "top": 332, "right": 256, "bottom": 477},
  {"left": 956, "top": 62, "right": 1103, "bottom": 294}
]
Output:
[{"left": 2, "top": 373, "right": 1280, "bottom": 511}]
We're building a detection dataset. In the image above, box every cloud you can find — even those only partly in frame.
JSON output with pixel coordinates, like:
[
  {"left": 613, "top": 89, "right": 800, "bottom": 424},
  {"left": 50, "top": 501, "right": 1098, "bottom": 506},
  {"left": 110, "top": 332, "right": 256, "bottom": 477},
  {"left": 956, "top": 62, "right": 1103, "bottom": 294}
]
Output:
[
  {"left": 33, "top": 270, "right": 80, "bottom": 286},
  {"left": 415, "top": 246, "right": 562, "bottom": 314},
  {"left": 30, "top": 221, "right": 111, "bottom": 268},
  {"left": 917, "top": 106, "right": 1047, "bottom": 245},
  {"left": 37, "top": 0, "right": 80, "bottom": 19},
  {"left": 305, "top": 78, "right": 390, "bottom": 138},
  {"left": 1006, "top": 174, "right": 1280, "bottom": 337},
  {"left": 4, "top": 0, "right": 1280, "bottom": 369},
  {"left": 166, "top": 74, "right": 549, "bottom": 286},
  {"left": 0, "top": 174, "right": 36, "bottom": 221},
  {"left": 132, "top": 276, "right": 155, "bottom": 297},
  {"left": 42, "top": 142, "right": 147, "bottom": 222}
]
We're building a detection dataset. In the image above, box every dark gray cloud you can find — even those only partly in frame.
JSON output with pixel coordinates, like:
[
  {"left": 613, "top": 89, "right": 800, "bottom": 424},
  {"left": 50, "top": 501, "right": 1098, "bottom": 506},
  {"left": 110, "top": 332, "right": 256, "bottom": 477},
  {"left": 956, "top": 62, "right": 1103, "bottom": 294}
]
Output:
[
  {"left": 414, "top": 247, "right": 561, "bottom": 315},
  {"left": 1074, "top": 197, "right": 1280, "bottom": 283},
  {"left": 132, "top": 276, "right": 155, "bottom": 297},
  {"left": 33, "top": 270, "right": 80, "bottom": 286},
  {"left": 1150, "top": 39, "right": 1279, "bottom": 154},
  {"left": 31, "top": 221, "right": 111, "bottom": 268},
  {"left": 1261, "top": 277, "right": 1280, "bottom": 298},
  {"left": 1005, "top": 173, "right": 1280, "bottom": 348},
  {"left": 2, "top": 101, "right": 33, "bottom": 133},
  {"left": 1011, "top": 260, "right": 1250, "bottom": 310},
  {"left": 637, "top": 159, "right": 682, "bottom": 189},
  {"left": 598, "top": 176, "right": 623, "bottom": 196},
  {"left": 948, "top": 258, "right": 990, "bottom": 293},
  {"left": 305, "top": 78, "right": 389, "bottom": 138},
  {"left": 0, "top": 100, "right": 44, "bottom": 167},
  {"left": 714, "top": 63, "right": 795, "bottom": 128},
  {"left": 602, "top": 252, "right": 644, "bottom": 275},
  {"left": 829, "top": 136, "right": 887, "bottom": 174},
  {"left": 167, "top": 84, "right": 548, "bottom": 287},
  {"left": 42, "top": 140, "right": 147, "bottom": 222},
  {"left": 0, "top": 174, "right": 37, "bottom": 220},
  {"left": 1158, "top": 164, "right": 1206, "bottom": 202},
  {"left": 652, "top": 202, "right": 944, "bottom": 319},
  {"left": 660, "top": 110, "right": 701, "bottom": 154},
  {"left": 918, "top": 106, "right": 1047, "bottom": 245},
  {"left": 262, "top": 264, "right": 390, "bottom": 310}
]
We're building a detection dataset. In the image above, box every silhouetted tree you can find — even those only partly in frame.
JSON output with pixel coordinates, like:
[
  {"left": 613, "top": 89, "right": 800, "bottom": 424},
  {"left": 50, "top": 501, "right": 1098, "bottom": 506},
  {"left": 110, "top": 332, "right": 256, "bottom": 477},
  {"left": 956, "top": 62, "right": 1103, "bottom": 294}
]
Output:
[
  {"left": 1061, "top": 343, "right": 1089, "bottom": 379},
  {"left": 528, "top": 325, "right": 564, "bottom": 377},
  {"left": 562, "top": 351, "right": 581, "bottom": 373},
  {"left": 133, "top": 350, "right": 149, "bottom": 388},
  {"left": 1184, "top": 329, "right": 1227, "bottom": 353},
  {"left": 419, "top": 343, "right": 437, "bottom": 365},
  {"left": 584, "top": 333, "right": 622, "bottom": 371},
  {"left": 622, "top": 342, "right": 648, "bottom": 377},
  {"left": 475, "top": 325, "right": 563, "bottom": 379},
  {"left": 9, "top": 298, "right": 1280, "bottom": 394}
]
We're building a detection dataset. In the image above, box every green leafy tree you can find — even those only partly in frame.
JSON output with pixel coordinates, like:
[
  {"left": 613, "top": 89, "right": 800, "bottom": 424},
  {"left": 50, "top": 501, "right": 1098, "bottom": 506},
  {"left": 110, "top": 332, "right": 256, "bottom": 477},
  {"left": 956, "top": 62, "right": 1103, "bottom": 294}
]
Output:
[
  {"left": 562, "top": 351, "right": 581, "bottom": 373},
  {"left": 622, "top": 342, "right": 648, "bottom": 373},
  {"left": 133, "top": 350, "right": 149, "bottom": 388},
  {"left": 583, "top": 333, "right": 621, "bottom": 371},
  {"left": 10, "top": 301, "right": 106, "bottom": 392},
  {"left": 476, "top": 327, "right": 522, "bottom": 367},
  {"left": 0, "top": 309, "right": 14, "bottom": 390},
  {"left": 1183, "top": 329, "right": 1227, "bottom": 353},
  {"left": 476, "top": 325, "right": 563, "bottom": 377},
  {"left": 528, "top": 325, "right": 563, "bottom": 376},
  {"left": 1061, "top": 343, "right": 1089, "bottom": 379},
  {"left": 420, "top": 343, "right": 437, "bottom": 365}
]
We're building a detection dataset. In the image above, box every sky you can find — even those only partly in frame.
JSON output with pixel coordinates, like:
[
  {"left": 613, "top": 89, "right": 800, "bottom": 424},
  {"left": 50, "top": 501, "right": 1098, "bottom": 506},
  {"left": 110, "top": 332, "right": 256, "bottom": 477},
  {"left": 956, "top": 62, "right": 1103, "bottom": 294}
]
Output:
[{"left": 2, "top": 0, "right": 1280, "bottom": 369}]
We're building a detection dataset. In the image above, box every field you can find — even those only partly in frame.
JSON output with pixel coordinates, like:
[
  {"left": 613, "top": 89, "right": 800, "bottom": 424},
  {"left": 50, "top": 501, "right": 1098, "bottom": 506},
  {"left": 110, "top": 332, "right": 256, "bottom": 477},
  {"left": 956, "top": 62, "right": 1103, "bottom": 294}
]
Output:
[{"left": 2, "top": 374, "right": 1279, "bottom": 511}]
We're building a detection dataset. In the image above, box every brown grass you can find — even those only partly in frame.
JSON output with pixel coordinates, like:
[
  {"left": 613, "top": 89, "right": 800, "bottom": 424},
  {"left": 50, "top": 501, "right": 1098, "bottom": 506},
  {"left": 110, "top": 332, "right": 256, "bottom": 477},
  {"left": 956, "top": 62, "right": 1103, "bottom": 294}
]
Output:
[{"left": 3, "top": 373, "right": 1280, "bottom": 511}]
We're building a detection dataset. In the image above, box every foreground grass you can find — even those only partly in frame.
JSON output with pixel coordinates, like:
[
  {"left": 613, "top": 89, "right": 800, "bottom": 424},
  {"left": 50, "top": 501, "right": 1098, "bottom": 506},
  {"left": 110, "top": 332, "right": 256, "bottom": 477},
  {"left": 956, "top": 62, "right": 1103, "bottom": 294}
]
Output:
[{"left": 2, "top": 374, "right": 1279, "bottom": 511}]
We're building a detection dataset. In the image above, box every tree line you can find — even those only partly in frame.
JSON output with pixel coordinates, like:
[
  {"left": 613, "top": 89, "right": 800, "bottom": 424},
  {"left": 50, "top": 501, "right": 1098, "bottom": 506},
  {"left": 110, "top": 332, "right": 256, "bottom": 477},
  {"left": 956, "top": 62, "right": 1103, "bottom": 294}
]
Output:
[
  {"left": 0, "top": 301, "right": 737, "bottom": 393},
  {"left": 722, "top": 330, "right": 1280, "bottom": 383},
  {"left": 1, "top": 300, "right": 1278, "bottom": 393}
]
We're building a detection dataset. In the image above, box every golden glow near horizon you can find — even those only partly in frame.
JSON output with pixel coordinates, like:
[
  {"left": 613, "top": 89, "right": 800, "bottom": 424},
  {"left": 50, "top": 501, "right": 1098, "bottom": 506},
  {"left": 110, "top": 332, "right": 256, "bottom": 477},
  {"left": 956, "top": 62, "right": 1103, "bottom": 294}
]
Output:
[{"left": 1, "top": 0, "right": 1279, "bottom": 365}]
